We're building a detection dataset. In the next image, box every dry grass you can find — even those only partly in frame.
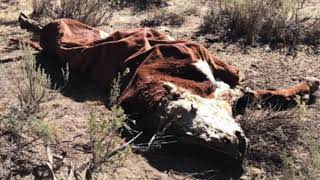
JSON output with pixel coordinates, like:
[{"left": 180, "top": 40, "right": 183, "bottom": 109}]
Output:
[
  {"left": 241, "top": 96, "right": 320, "bottom": 179},
  {"left": 201, "top": 0, "right": 320, "bottom": 47},
  {"left": 32, "top": 0, "right": 116, "bottom": 26},
  {"left": 140, "top": 9, "right": 185, "bottom": 27},
  {"left": 117, "top": 0, "right": 168, "bottom": 10}
]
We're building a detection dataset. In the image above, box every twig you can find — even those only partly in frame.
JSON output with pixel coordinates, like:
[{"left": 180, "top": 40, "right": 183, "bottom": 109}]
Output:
[
  {"left": 68, "top": 162, "right": 75, "bottom": 180},
  {"left": 147, "top": 133, "right": 157, "bottom": 150},
  {"left": 98, "top": 132, "right": 142, "bottom": 166},
  {"left": 46, "top": 146, "right": 57, "bottom": 180}
]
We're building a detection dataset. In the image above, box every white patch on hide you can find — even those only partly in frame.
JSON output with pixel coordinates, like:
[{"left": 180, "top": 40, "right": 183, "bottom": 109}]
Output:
[
  {"left": 99, "top": 30, "right": 109, "bottom": 39},
  {"left": 193, "top": 59, "right": 242, "bottom": 101},
  {"left": 193, "top": 59, "right": 215, "bottom": 84}
]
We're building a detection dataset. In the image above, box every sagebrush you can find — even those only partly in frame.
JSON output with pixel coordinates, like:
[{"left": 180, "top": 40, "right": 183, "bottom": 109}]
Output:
[
  {"left": 140, "top": 9, "right": 185, "bottom": 27},
  {"left": 14, "top": 43, "right": 51, "bottom": 116},
  {"left": 32, "top": 0, "right": 117, "bottom": 26},
  {"left": 201, "top": 0, "right": 320, "bottom": 46}
]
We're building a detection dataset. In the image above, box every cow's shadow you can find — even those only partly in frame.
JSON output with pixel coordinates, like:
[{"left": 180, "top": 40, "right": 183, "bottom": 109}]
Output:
[
  {"left": 141, "top": 143, "right": 243, "bottom": 179},
  {"left": 36, "top": 52, "right": 243, "bottom": 179},
  {"left": 36, "top": 52, "right": 106, "bottom": 102}
]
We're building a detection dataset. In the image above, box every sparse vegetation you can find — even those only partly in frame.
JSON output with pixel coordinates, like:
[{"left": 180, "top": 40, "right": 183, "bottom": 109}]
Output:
[
  {"left": 86, "top": 110, "right": 131, "bottom": 179},
  {"left": 116, "top": 0, "right": 168, "bottom": 9},
  {"left": 29, "top": 117, "right": 51, "bottom": 138},
  {"left": 108, "top": 73, "right": 122, "bottom": 108},
  {"left": 0, "top": 43, "right": 55, "bottom": 179},
  {"left": 4, "top": 43, "right": 51, "bottom": 118},
  {"left": 201, "top": 0, "right": 320, "bottom": 46},
  {"left": 241, "top": 107, "right": 300, "bottom": 171},
  {"left": 32, "top": 0, "right": 117, "bottom": 25},
  {"left": 0, "top": 43, "right": 53, "bottom": 136},
  {"left": 241, "top": 95, "right": 320, "bottom": 179},
  {"left": 86, "top": 71, "right": 138, "bottom": 179},
  {"left": 140, "top": 9, "right": 185, "bottom": 27}
]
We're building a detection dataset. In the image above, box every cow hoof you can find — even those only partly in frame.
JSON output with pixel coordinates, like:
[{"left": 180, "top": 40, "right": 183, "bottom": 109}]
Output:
[{"left": 301, "top": 77, "right": 320, "bottom": 93}]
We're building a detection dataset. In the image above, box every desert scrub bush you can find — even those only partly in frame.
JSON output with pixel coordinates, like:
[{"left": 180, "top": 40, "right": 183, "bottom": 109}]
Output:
[
  {"left": 86, "top": 110, "right": 132, "bottom": 179},
  {"left": 108, "top": 73, "right": 122, "bottom": 108},
  {"left": 294, "top": 96, "right": 320, "bottom": 179},
  {"left": 29, "top": 117, "right": 51, "bottom": 138},
  {"left": 0, "top": 43, "right": 53, "bottom": 144},
  {"left": 116, "top": 0, "right": 168, "bottom": 9},
  {"left": 14, "top": 43, "right": 51, "bottom": 116},
  {"left": 108, "top": 68, "right": 129, "bottom": 107},
  {"left": 140, "top": 9, "right": 185, "bottom": 27},
  {"left": 86, "top": 69, "right": 139, "bottom": 179},
  {"left": 201, "top": 0, "right": 320, "bottom": 46},
  {"left": 32, "top": 0, "right": 118, "bottom": 26}
]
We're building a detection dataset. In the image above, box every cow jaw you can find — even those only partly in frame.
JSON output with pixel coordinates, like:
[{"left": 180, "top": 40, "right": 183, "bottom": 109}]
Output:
[{"left": 158, "top": 82, "right": 248, "bottom": 159}]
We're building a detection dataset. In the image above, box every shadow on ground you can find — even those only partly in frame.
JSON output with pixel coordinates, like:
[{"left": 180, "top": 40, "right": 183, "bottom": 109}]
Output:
[
  {"left": 142, "top": 143, "right": 243, "bottom": 179},
  {"left": 36, "top": 52, "right": 106, "bottom": 103}
]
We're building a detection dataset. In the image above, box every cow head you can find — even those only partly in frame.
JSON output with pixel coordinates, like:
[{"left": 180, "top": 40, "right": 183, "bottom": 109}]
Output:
[{"left": 152, "top": 81, "right": 247, "bottom": 159}]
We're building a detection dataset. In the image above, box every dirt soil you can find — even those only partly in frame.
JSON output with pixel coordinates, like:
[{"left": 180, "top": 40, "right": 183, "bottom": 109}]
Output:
[{"left": 0, "top": 0, "right": 319, "bottom": 179}]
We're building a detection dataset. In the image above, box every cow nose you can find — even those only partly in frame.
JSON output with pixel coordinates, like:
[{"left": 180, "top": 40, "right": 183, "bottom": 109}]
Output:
[{"left": 235, "top": 130, "right": 247, "bottom": 157}]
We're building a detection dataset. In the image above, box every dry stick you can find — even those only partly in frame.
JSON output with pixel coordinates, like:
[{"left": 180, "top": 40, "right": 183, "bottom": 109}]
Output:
[
  {"left": 68, "top": 162, "right": 75, "bottom": 180},
  {"left": 46, "top": 146, "right": 57, "bottom": 180},
  {"left": 99, "top": 131, "right": 143, "bottom": 164}
]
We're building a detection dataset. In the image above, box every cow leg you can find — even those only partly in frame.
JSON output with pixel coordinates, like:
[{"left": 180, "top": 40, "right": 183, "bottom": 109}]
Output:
[
  {"left": 18, "top": 13, "right": 43, "bottom": 35},
  {"left": 235, "top": 77, "right": 320, "bottom": 112}
]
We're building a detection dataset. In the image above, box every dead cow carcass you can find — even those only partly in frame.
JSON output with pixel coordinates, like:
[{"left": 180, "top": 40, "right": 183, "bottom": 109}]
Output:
[{"left": 19, "top": 17, "right": 320, "bottom": 160}]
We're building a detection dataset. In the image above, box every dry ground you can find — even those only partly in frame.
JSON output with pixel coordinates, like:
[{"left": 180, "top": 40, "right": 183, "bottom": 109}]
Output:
[{"left": 0, "top": 0, "right": 319, "bottom": 179}]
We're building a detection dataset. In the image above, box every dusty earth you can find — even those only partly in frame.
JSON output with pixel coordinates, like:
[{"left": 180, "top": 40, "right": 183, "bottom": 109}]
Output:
[{"left": 0, "top": 0, "right": 319, "bottom": 179}]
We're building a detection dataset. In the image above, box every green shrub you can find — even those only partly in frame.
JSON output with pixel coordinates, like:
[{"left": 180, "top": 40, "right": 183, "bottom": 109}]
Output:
[
  {"left": 201, "top": 0, "right": 320, "bottom": 46},
  {"left": 32, "top": 0, "right": 117, "bottom": 26},
  {"left": 14, "top": 43, "right": 51, "bottom": 116}
]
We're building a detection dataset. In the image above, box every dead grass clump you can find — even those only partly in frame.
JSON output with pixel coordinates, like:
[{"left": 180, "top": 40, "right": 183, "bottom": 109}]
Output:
[
  {"left": 241, "top": 96, "right": 320, "bottom": 178},
  {"left": 32, "top": 0, "right": 116, "bottom": 26},
  {"left": 140, "top": 9, "right": 185, "bottom": 27},
  {"left": 117, "top": 0, "right": 168, "bottom": 10},
  {"left": 241, "top": 107, "right": 300, "bottom": 171},
  {"left": 201, "top": 0, "right": 320, "bottom": 46}
]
